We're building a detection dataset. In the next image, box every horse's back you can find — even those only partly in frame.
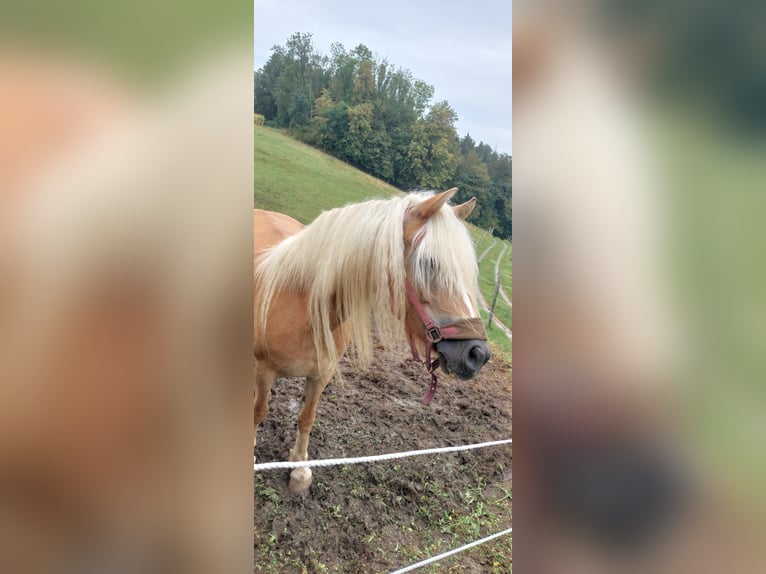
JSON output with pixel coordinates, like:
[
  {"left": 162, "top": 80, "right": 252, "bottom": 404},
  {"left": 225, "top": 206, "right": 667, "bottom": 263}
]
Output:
[{"left": 254, "top": 209, "right": 303, "bottom": 255}]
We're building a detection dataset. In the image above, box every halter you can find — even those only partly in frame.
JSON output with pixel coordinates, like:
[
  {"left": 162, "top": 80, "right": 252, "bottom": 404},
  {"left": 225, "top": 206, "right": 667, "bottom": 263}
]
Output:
[{"left": 404, "top": 280, "right": 487, "bottom": 405}]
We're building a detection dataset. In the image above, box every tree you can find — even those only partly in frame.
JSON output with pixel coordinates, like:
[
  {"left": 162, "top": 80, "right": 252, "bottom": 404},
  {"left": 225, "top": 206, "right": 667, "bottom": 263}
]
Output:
[
  {"left": 406, "top": 101, "right": 460, "bottom": 188},
  {"left": 353, "top": 59, "right": 376, "bottom": 104},
  {"left": 319, "top": 100, "right": 351, "bottom": 157},
  {"left": 329, "top": 43, "right": 357, "bottom": 103},
  {"left": 453, "top": 150, "right": 495, "bottom": 227},
  {"left": 460, "top": 133, "right": 476, "bottom": 155},
  {"left": 254, "top": 46, "right": 286, "bottom": 120},
  {"left": 269, "top": 33, "right": 326, "bottom": 128},
  {"left": 488, "top": 153, "right": 512, "bottom": 239},
  {"left": 302, "top": 89, "right": 334, "bottom": 148}
]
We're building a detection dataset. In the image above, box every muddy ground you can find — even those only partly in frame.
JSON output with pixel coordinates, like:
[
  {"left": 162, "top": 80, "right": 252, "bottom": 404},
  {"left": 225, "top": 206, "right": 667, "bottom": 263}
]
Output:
[{"left": 254, "top": 343, "right": 512, "bottom": 573}]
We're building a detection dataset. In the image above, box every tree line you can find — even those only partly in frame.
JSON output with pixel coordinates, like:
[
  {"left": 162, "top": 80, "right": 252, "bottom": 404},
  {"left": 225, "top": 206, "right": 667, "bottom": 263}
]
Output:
[{"left": 254, "top": 33, "right": 511, "bottom": 239}]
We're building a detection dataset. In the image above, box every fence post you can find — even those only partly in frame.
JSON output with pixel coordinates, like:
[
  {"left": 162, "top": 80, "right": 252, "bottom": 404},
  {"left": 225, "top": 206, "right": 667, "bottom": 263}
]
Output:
[{"left": 487, "top": 267, "right": 501, "bottom": 330}]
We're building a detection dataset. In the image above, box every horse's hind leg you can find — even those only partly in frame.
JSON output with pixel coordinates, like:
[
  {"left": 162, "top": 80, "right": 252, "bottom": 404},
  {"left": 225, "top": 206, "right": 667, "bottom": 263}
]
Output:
[
  {"left": 254, "top": 361, "right": 276, "bottom": 453},
  {"left": 288, "top": 369, "right": 333, "bottom": 493}
]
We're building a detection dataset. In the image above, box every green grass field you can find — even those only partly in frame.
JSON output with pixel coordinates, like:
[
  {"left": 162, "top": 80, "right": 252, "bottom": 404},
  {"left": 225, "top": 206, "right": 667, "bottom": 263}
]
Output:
[
  {"left": 255, "top": 126, "right": 512, "bottom": 360},
  {"left": 255, "top": 127, "right": 399, "bottom": 223},
  {"left": 471, "top": 230, "right": 512, "bottom": 357}
]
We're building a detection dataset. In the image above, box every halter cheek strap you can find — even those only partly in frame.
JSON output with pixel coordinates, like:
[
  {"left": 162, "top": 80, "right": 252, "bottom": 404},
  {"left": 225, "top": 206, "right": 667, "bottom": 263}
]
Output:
[{"left": 405, "top": 279, "right": 444, "bottom": 405}]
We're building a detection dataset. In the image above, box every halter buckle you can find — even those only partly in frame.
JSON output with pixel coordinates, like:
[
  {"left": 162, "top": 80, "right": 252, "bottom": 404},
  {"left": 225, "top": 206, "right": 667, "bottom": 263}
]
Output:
[{"left": 426, "top": 326, "right": 442, "bottom": 343}]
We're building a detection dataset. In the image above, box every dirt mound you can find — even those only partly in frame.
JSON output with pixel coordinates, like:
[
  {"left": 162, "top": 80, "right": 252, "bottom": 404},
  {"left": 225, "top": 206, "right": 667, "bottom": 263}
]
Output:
[{"left": 255, "top": 344, "right": 512, "bottom": 573}]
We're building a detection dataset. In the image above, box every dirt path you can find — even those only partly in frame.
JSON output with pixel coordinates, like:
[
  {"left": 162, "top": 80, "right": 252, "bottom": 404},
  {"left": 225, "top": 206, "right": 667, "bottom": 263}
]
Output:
[
  {"left": 494, "top": 244, "right": 508, "bottom": 282},
  {"left": 478, "top": 289, "right": 513, "bottom": 340},
  {"left": 499, "top": 285, "right": 511, "bottom": 308},
  {"left": 494, "top": 244, "right": 512, "bottom": 308},
  {"left": 477, "top": 243, "right": 512, "bottom": 339},
  {"left": 477, "top": 239, "right": 496, "bottom": 264}
]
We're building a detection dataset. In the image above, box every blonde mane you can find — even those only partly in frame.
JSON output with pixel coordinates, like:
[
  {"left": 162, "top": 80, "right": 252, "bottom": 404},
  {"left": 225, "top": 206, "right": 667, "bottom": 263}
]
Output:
[{"left": 255, "top": 192, "right": 480, "bottom": 366}]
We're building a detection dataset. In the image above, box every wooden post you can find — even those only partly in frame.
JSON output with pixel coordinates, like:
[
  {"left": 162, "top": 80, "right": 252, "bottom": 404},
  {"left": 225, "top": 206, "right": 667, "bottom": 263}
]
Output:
[{"left": 487, "top": 267, "right": 501, "bottom": 330}]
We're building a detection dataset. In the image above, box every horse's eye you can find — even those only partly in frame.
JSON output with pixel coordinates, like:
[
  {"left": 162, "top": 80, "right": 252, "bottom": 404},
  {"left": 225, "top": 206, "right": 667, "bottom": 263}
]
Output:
[{"left": 422, "top": 259, "right": 438, "bottom": 273}]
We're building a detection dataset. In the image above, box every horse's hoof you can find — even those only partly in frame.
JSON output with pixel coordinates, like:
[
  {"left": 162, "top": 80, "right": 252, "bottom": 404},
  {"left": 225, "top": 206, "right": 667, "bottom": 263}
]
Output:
[{"left": 288, "top": 467, "right": 313, "bottom": 493}]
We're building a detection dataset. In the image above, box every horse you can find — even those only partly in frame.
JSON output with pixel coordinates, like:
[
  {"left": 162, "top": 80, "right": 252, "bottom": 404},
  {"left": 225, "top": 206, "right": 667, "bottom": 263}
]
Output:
[{"left": 254, "top": 188, "right": 491, "bottom": 492}]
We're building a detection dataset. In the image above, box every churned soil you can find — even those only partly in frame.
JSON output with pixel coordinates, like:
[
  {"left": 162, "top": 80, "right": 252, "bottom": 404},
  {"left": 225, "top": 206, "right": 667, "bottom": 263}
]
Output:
[{"left": 254, "top": 343, "right": 512, "bottom": 573}]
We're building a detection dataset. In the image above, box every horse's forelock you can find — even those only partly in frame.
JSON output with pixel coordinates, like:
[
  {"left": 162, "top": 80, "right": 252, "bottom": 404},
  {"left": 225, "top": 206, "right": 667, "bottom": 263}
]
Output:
[{"left": 407, "top": 194, "right": 481, "bottom": 319}]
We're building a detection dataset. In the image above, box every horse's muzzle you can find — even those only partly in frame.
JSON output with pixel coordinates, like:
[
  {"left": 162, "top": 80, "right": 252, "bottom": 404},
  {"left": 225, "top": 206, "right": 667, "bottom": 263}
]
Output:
[{"left": 436, "top": 339, "right": 491, "bottom": 380}]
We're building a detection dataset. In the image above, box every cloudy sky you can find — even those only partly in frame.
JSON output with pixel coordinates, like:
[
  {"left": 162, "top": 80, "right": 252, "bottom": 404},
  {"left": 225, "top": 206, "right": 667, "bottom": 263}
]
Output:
[{"left": 254, "top": 0, "right": 512, "bottom": 154}]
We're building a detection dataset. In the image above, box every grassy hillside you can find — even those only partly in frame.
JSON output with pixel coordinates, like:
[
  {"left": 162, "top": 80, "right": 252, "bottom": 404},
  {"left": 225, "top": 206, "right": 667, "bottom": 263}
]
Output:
[
  {"left": 254, "top": 127, "right": 399, "bottom": 223},
  {"left": 471, "top": 230, "right": 513, "bottom": 359},
  {"left": 254, "top": 126, "right": 512, "bottom": 360}
]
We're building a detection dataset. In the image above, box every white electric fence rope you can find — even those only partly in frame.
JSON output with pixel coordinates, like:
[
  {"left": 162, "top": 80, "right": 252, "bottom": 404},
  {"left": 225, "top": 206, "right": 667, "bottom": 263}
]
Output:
[
  {"left": 253, "top": 438, "right": 512, "bottom": 471},
  {"left": 255, "top": 438, "right": 512, "bottom": 571},
  {"left": 388, "top": 527, "right": 513, "bottom": 574}
]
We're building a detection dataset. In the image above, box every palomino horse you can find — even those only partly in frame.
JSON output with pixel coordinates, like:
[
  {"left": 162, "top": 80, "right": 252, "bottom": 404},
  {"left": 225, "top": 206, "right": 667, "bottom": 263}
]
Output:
[{"left": 254, "top": 188, "right": 491, "bottom": 492}]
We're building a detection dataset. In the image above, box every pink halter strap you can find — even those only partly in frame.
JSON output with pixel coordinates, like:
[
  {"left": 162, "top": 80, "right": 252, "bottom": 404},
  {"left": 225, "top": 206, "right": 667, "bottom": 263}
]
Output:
[{"left": 405, "top": 279, "right": 442, "bottom": 404}]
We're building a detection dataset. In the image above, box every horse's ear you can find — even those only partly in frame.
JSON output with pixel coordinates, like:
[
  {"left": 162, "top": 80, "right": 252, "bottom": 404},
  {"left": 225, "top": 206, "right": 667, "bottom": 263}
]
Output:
[
  {"left": 410, "top": 188, "right": 458, "bottom": 221},
  {"left": 453, "top": 197, "right": 476, "bottom": 220}
]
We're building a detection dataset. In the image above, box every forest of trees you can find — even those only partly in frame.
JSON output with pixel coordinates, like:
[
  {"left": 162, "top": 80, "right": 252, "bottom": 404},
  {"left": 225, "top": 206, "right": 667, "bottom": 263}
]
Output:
[{"left": 254, "top": 33, "right": 512, "bottom": 239}]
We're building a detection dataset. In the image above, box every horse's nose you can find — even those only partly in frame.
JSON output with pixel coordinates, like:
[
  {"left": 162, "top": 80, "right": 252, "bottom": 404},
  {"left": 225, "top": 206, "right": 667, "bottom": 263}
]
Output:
[{"left": 465, "top": 341, "right": 491, "bottom": 372}]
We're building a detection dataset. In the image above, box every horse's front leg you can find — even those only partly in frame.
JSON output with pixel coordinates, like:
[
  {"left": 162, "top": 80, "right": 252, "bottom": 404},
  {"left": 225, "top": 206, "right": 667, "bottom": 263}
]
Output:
[
  {"left": 254, "top": 361, "right": 276, "bottom": 454},
  {"left": 288, "top": 369, "right": 333, "bottom": 493}
]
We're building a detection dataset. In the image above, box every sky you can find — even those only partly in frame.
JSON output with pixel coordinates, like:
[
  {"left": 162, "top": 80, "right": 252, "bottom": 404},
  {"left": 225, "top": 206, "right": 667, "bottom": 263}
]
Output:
[{"left": 254, "top": 0, "right": 512, "bottom": 155}]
